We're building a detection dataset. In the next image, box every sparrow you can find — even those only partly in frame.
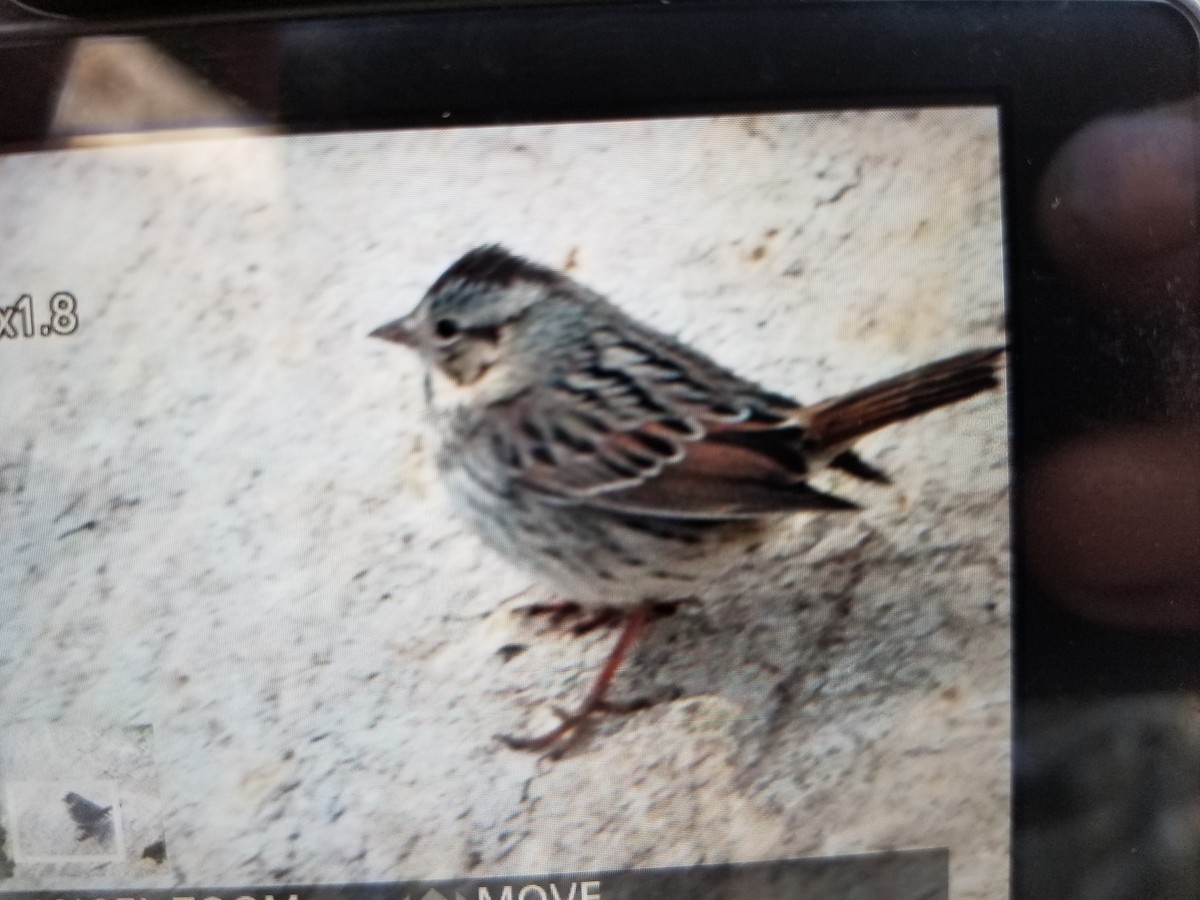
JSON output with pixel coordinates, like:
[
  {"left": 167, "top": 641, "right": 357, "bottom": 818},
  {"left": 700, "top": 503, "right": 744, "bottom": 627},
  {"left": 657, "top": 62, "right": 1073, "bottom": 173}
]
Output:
[
  {"left": 63, "top": 791, "right": 113, "bottom": 842},
  {"left": 372, "top": 244, "right": 1003, "bottom": 756}
]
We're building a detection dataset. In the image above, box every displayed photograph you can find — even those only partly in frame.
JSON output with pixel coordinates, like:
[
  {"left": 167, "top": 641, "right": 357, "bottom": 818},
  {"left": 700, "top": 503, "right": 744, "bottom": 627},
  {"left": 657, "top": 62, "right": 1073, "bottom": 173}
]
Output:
[
  {"left": 0, "top": 108, "right": 1009, "bottom": 898},
  {"left": 0, "top": 723, "right": 166, "bottom": 873}
]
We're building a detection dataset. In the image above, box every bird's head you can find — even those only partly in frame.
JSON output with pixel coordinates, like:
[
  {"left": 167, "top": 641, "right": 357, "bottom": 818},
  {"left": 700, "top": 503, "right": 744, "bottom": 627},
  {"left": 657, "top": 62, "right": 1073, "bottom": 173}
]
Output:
[{"left": 371, "top": 245, "right": 586, "bottom": 394}]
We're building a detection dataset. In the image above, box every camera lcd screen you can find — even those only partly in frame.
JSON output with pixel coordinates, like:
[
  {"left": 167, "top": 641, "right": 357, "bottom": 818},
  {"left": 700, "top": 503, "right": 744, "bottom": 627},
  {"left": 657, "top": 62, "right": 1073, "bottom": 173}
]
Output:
[{"left": 0, "top": 102, "right": 1009, "bottom": 899}]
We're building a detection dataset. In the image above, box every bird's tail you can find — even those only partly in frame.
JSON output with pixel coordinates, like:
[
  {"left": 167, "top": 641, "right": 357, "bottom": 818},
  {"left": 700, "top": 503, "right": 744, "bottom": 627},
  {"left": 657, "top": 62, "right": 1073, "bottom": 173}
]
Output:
[{"left": 806, "top": 346, "right": 1005, "bottom": 452}]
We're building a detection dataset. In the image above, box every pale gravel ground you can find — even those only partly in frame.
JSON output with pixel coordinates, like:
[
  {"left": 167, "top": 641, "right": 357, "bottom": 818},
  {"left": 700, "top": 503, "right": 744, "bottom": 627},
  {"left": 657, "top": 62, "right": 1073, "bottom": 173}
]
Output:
[{"left": 0, "top": 109, "right": 1008, "bottom": 896}]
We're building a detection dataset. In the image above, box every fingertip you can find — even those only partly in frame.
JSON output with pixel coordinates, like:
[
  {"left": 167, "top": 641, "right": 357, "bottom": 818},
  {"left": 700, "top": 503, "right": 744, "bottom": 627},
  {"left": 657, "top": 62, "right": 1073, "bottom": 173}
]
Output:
[
  {"left": 1041, "top": 107, "right": 1199, "bottom": 262},
  {"left": 1024, "top": 427, "right": 1200, "bottom": 631}
]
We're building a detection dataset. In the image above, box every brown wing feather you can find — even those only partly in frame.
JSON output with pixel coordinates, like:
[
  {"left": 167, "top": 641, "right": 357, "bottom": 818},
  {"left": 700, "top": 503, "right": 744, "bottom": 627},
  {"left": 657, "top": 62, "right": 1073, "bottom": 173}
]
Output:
[
  {"left": 470, "top": 322, "right": 853, "bottom": 518},
  {"left": 587, "top": 446, "right": 860, "bottom": 518},
  {"left": 468, "top": 316, "right": 1001, "bottom": 520}
]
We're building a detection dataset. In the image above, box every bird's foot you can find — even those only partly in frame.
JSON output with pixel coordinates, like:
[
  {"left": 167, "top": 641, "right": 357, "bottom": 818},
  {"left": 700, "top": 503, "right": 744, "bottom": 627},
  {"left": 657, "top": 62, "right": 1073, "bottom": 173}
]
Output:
[
  {"left": 515, "top": 601, "right": 629, "bottom": 635},
  {"left": 497, "top": 695, "right": 658, "bottom": 759},
  {"left": 569, "top": 606, "right": 625, "bottom": 635},
  {"left": 498, "top": 604, "right": 654, "bottom": 758},
  {"left": 515, "top": 599, "right": 584, "bottom": 626},
  {"left": 497, "top": 705, "right": 596, "bottom": 759}
]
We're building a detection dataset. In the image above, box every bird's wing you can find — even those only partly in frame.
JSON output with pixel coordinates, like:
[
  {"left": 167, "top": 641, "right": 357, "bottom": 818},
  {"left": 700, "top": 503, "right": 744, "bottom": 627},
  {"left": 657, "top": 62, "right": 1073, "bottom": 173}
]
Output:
[{"left": 467, "top": 324, "right": 858, "bottom": 519}]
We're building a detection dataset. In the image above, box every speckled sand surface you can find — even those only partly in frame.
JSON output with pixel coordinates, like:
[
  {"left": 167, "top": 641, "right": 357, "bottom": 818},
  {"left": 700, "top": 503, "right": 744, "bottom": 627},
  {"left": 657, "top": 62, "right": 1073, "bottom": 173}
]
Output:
[{"left": 0, "top": 110, "right": 1008, "bottom": 896}]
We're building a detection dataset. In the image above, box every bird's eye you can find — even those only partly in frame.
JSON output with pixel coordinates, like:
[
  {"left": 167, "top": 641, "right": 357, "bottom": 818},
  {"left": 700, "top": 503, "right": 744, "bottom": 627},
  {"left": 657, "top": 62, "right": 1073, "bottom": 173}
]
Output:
[{"left": 434, "top": 318, "right": 460, "bottom": 340}]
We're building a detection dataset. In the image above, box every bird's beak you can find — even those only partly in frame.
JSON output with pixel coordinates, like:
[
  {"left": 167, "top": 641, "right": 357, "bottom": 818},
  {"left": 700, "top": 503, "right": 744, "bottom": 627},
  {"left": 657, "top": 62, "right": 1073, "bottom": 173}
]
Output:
[{"left": 369, "top": 315, "right": 417, "bottom": 346}]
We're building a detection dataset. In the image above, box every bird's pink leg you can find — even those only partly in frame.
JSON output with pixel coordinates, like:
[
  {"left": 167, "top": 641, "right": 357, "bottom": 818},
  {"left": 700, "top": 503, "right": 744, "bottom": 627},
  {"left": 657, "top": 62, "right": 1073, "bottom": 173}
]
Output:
[{"left": 498, "top": 603, "right": 652, "bottom": 757}]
